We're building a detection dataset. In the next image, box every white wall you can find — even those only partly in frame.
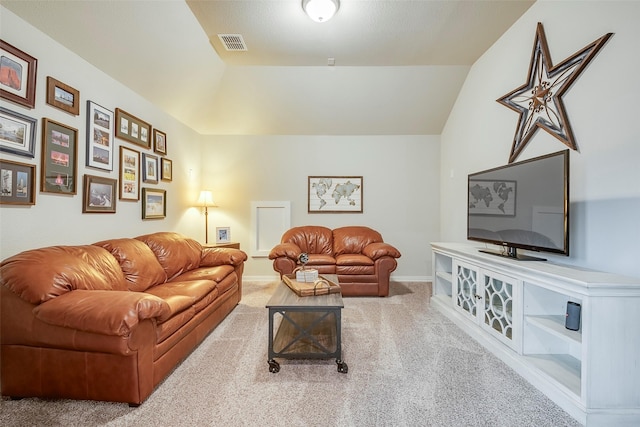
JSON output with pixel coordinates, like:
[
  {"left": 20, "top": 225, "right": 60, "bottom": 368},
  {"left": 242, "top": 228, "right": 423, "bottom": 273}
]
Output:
[
  {"left": 5, "top": 2, "right": 638, "bottom": 282},
  {"left": 1, "top": 8, "right": 440, "bottom": 281},
  {"left": 440, "top": 1, "right": 640, "bottom": 279},
  {"left": 0, "top": 8, "right": 205, "bottom": 258},
  {"left": 201, "top": 135, "right": 440, "bottom": 280}
]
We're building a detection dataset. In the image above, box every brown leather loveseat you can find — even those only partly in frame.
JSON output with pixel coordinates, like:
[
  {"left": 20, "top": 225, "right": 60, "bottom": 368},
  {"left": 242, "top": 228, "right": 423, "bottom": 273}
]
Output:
[
  {"left": 269, "top": 226, "right": 401, "bottom": 296},
  {"left": 0, "top": 232, "right": 247, "bottom": 406}
]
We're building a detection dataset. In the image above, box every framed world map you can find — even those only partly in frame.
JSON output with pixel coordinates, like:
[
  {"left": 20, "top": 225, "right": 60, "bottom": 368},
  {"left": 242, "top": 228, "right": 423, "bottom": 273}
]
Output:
[{"left": 308, "top": 176, "right": 362, "bottom": 213}]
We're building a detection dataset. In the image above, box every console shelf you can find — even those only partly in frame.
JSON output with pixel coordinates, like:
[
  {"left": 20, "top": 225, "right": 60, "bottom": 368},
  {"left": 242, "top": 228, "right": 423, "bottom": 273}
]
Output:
[
  {"left": 431, "top": 242, "right": 640, "bottom": 426},
  {"left": 435, "top": 271, "right": 453, "bottom": 282},
  {"left": 523, "top": 353, "right": 581, "bottom": 396},
  {"left": 526, "top": 315, "right": 582, "bottom": 344}
]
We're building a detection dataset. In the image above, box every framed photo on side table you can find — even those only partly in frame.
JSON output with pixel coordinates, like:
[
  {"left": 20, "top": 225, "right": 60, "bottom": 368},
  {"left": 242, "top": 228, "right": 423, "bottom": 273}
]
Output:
[
  {"left": 216, "top": 227, "right": 230, "bottom": 244},
  {"left": 0, "top": 159, "right": 36, "bottom": 205},
  {"left": 41, "top": 118, "right": 78, "bottom": 195},
  {"left": 153, "top": 128, "right": 167, "bottom": 155},
  {"left": 46, "top": 76, "right": 80, "bottom": 115},
  {"left": 142, "top": 187, "right": 166, "bottom": 219},
  {"left": 0, "top": 40, "right": 37, "bottom": 109},
  {"left": 82, "top": 174, "right": 116, "bottom": 213},
  {"left": 119, "top": 146, "right": 140, "bottom": 201},
  {"left": 308, "top": 176, "right": 363, "bottom": 213},
  {"left": 115, "top": 108, "right": 151, "bottom": 149},
  {"left": 0, "top": 107, "right": 37, "bottom": 158},
  {"left": 86, "top": 101, "right": 114, "bottom": 171}
]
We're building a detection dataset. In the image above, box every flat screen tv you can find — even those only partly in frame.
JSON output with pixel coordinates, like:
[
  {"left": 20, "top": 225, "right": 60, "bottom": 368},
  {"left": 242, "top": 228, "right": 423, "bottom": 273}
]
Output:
[{"left": 467, "top": 149, "right": 569, "bottom": 261}]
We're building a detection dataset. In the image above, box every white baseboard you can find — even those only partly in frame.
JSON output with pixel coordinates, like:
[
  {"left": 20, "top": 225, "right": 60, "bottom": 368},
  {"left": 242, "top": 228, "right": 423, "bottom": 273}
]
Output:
[
  {"left": 242, "top": 275, "right": 280, "bottom": 283},
  {"left": 242, "top": 275, "right": 433, "bottom": 283},
  {"left": 392, "top": 275, "right": 431, "bottom": 283}
]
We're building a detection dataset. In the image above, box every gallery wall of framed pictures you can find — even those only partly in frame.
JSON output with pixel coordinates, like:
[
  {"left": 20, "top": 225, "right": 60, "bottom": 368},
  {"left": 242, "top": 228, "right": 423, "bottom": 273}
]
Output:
[{"left": 0, "top": 38, "right": 173, "bottom": 218}]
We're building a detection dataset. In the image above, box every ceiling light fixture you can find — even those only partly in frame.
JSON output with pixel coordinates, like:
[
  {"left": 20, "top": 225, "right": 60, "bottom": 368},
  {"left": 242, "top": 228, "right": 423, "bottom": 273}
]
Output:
[{"left": 302, "top": 0, "right": 339, "bottom": 23}]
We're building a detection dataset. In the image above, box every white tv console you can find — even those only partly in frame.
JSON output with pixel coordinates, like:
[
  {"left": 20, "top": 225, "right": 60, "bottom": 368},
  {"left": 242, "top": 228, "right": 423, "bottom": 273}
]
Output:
[{"left": 430, "top": 242, "right": 640, "bottom": 426}]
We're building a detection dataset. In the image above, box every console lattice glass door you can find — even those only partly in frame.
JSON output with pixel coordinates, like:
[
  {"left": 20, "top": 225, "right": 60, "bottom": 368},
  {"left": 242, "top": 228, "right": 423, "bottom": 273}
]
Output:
[
  {"left": 456, "top": 264, "right": 478, "bottom": 317},
  {"left": 483, "top": 276, "right": 513, "bottom": 341}
]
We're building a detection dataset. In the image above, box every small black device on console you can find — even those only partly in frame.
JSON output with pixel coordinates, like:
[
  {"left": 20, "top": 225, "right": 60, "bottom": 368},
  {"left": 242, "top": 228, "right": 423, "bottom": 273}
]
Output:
[{"left": 565, "top": 301, "right": 581, "bottom": 331}]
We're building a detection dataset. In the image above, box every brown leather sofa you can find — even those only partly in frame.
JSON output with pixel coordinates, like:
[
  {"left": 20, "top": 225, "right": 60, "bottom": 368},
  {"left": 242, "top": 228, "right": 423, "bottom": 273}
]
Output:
[
  {"left": 0, "top": 232, "right": 247, "bottom": 406},
  {"left": 269, "top": 226, "right": 401, "bottom": 296}
]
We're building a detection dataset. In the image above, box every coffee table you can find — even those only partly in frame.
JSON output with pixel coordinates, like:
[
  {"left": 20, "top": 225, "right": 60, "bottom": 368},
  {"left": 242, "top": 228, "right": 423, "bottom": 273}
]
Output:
[{"left": 266, "top": 274, "right": 347, "bottom": 373}]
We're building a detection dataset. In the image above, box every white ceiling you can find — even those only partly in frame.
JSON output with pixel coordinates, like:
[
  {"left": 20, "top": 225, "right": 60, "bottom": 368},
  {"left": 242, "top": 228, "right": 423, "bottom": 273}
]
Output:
[
  {"left": 2, "top": 0, "right": 534, "bottom": 135},
  {"left": 188, "top": 0, "right": 533, "bottom": 66}
]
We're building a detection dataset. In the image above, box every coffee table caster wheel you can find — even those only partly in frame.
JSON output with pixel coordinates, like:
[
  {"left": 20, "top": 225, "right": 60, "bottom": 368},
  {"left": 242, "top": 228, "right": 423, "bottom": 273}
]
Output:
[
  {"left": 337, "top": 360, "right": 348, "bottom": 373},
  {"left": 268, "top": 359, "right": 280, "bottom": 373}
]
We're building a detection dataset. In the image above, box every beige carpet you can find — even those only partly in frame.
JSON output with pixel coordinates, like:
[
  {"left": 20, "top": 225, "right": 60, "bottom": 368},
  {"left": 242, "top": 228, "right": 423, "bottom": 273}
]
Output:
[{"left": 0, "top": 281, "right": 579, "bottom": 426}]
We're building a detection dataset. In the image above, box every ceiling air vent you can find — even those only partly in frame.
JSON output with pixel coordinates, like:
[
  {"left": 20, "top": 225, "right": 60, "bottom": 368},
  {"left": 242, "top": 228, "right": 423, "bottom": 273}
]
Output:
[{"left": 217, "top": 34, "right": 247, "bottom": 51}]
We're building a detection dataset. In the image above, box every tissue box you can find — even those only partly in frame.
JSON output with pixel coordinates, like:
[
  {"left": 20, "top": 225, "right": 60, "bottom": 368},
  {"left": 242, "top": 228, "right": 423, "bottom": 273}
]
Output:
[{"left": 295, "top": 268, "right": 318, "bottom": 282}]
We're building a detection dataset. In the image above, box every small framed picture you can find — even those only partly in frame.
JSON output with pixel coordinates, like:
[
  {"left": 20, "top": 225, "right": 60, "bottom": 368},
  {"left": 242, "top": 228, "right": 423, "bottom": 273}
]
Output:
[
  {"left": 119, "top": 146, "right": 140, "bottom": 201},
  {"left": 142, "top": 152, "right": 159, "bottom": 184},
  {"left": 161, "top": 157, "right": 172, "bottom": 182},
  {"left": 0, "top": 107, "right": 37, "bottom": 158},
  {"left": 46, "top": 76, "right": 80, "bottom": 115},
  {"left": 0, "top": 159, "right": 36, "bottom": 205},
  {"left": 82, "top": 174, "right": 116, "bottom": 213},
  {"left": 153, "top": 128, "right": 167, "bottom": 155},
  {"left": 86, "top": 101, "right": 114, "bottom": 171},
  {"left": 115, "top": 108, "right": 151, "bottom": 149},
  {"left": 216, "top": 227, "right": 230, "bottom": 244},
  {"left": 41, "top": 118, "right": 78, "bottom": 195},
  {"left": 142, "top": 187, "right": 166, "bottom": 219},
  {"left": 0, "top": 40, "right": 37, "bottom": 109}
]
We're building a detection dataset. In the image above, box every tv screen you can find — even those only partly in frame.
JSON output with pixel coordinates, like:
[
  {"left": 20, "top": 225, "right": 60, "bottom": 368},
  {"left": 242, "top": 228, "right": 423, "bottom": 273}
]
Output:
[{"left": 467, "top": 150, "right": 569, "bottom": 260}]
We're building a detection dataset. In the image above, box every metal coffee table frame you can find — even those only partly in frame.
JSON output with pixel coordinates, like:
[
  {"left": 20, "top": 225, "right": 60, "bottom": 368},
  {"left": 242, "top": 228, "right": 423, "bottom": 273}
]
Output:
[{"left": 266, "top": 275, "right": 347, "bottom": 373}]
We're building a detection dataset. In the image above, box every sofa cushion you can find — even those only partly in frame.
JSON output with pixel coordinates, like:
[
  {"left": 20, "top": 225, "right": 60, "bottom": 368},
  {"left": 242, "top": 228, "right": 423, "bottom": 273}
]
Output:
[
  {"left": 173, "top": 265, "right": 235, "bottom": 284},
  {"left": 335, "top": 254, "right": 374, "bottom": 266},
  {"left": 0, "top": 245, "right": 127, "bottom": 304},
  {"left": 193, "top": 288, "right": 220, "bottom": 313},
  {"left": 306, "top": 254, "right": 337, "bottom": 266},
  {"left": 333, "top": 226, "right": 383, "bottom": 256},
  {"left": 281, "top": 226, "right": 333, "bottom": 255},
  {"left": 144, "top": 280, "right": 218, "bottom": 341},
  {"left": 336, "top": 265, "right": 375, "bottom": 275},
  {"left": 62, "top": 246, "right": 130, "bottom": 291},
  {"left": 153, "top": 307, "right": 196, "bottom": 343},
  {"left": 144, "top": 280, "right": 218, "bottom": 320},
  {"left": 136, "top": 232, "right": 202, "bottom": 281},
  {"left": 94, "top": 238, "right": 167, "bottom": 291}
]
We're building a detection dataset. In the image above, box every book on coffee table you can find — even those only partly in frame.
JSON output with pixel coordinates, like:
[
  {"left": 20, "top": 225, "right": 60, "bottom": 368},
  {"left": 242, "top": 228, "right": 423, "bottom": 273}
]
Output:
[{"left": 282, "top": 274, "right": 341, "bottom": 297}]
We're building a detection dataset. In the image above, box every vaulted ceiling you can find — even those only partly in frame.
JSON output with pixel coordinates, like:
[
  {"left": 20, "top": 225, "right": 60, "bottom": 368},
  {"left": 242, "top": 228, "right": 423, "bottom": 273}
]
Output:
[{"left": 2, "top": 0, "right": 534, "bottom": 135}]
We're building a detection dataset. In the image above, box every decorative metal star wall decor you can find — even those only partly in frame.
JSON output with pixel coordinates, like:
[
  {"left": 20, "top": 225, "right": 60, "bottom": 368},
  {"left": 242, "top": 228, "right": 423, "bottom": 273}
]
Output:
[{"left": 497, "top": 23, "right": 612, "bottom": 163}]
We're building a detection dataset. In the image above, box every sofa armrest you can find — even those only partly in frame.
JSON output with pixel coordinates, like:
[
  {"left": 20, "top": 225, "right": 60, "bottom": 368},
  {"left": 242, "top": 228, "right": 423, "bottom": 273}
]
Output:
[
  {"left": 200, "top": 248, "right": 248, "bottom": 267},
  {"left": 33, "top": 290, "right": 170, "bottom": 336},
  {"left": 268, "top": 242, "right": 301, "bottom": 260},
  {"left": 362, "top": 242, "right": 401, "bottom": 260}
]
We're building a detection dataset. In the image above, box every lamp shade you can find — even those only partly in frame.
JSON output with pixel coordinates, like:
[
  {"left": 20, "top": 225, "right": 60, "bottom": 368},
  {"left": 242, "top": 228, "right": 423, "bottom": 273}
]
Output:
[
  {"left": 302, "top": 0, "right": 339, "bottom": 22},
  {"left": 196, "top": 190, "right": 216, "bottom": 207}
]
